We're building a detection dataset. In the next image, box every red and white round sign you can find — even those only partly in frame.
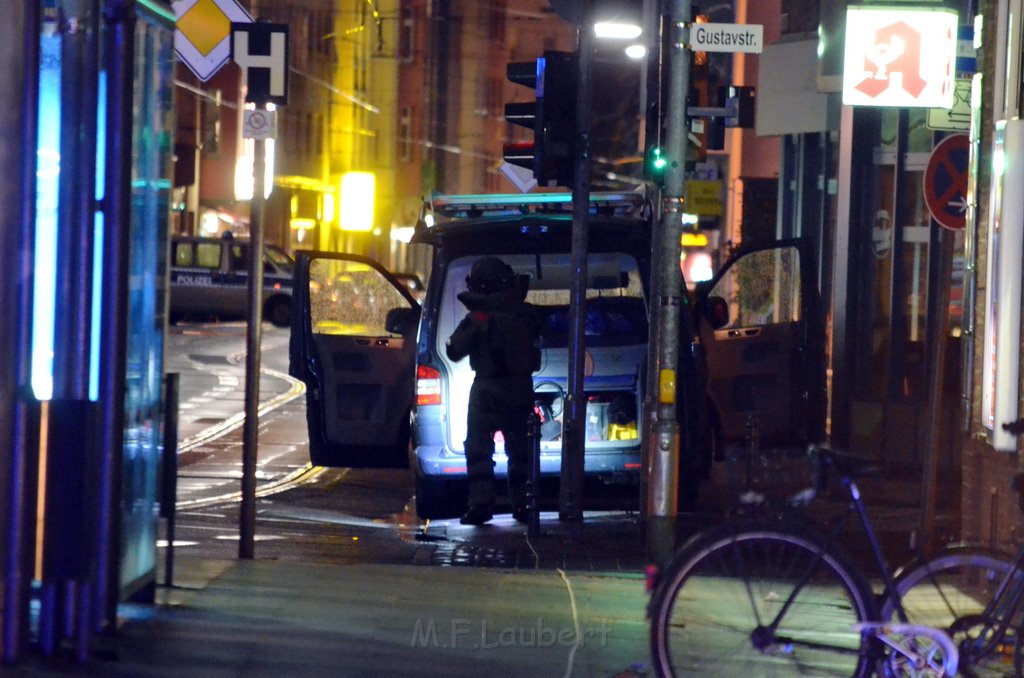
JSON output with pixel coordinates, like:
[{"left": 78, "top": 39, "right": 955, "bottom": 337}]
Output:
[{"left": 923, "top": 133, "right": 969, "bottom": 230}]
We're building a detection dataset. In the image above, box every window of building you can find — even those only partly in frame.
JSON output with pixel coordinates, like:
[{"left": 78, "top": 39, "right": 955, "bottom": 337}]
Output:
[
  {"left": 399, "top": 8, "right": 414, "bottom": 62},
  {"left": 399, "top": 107, "right": 412, "bottom": 162}
]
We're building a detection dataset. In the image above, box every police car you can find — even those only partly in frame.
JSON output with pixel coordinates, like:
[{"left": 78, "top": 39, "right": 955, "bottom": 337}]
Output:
[
  {"left": 288, "top": 191, "right": 825, "bottom": 519},
  {"left": 169, "top": 233, "right": 295, "bottom": 327}
]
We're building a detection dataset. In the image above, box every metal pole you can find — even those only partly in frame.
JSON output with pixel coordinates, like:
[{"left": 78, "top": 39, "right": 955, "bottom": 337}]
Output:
[
  {"left": 95, "top": 0, "right": 135, "bottom": 638},
  {"left": 646, "top": 0, "right": 690, "bottom": 571},
  {"left": 3, "top": 3, "right": 40, "bottom": 662},
  {"left": 559, "top": 19, "right": 594, "bottom": 529},
  {"left": 239, "top": 118, "right": 267, "bottom": 560},
  {"left": 919, "top": 226, "right": 954, "bottom": 551},
  {"left": 527, "top": 409, "right": 541, "bottom": 538},
  {"left": 161, "top": 373, "right": 179, "bottom": 587}
]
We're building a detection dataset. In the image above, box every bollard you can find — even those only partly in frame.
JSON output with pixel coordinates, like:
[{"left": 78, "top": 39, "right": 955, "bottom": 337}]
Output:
[
  {"left": 526, "top": 408, "right": 542, "bottom": 538},
  {"left": 161, "top": 374, "right": 180, "bottom": 588}
]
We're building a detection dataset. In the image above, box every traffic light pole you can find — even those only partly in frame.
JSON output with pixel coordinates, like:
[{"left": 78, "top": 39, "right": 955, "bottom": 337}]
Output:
[
  {"left": 559, "top": 17, "right": 594, "bottom": 528},
  {"left": 646, "top": 0, "right": 691, "bottom": 570}
]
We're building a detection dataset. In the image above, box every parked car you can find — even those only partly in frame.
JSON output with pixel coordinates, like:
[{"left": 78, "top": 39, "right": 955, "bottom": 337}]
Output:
[
  {"left": 169, "top": 233, "right": 295, "bottom": 327},
  {"left": 288, "top": 191, "right": 824, "bottom": 518}
]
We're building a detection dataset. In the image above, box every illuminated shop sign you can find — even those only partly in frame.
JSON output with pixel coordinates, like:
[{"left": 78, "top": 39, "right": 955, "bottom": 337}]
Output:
[
  {"left": 982, "top": 120, "right": 1024, "bottom": 452},
  {"left": 842, "top": 6, "right": 958, "bottom": 108}
]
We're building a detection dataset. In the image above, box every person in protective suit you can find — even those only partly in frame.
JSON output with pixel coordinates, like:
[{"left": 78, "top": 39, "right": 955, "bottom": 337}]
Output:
[{"left": 446, "top": 256, "right": 541, "bottom": 526}]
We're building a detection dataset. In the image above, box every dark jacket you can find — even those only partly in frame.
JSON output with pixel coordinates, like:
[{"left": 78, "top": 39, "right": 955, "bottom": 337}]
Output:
[{"left": 446, "top": 285, "right": 541, "bottom": 379}]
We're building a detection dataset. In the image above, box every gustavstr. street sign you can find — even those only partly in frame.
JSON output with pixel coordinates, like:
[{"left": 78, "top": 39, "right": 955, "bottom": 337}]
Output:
[{"left": 691, "top": 23, "right": 764, "bottom": 54}]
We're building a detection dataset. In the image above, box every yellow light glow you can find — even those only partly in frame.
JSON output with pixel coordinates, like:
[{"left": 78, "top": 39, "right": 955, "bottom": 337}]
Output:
[
  {"left": 681, "top": 232, "right": 708, "bottom": 247},
  {"left": 340, "top": 172, "right": 375, "bottom": 232},
  {"left": 322, "top": 192, "right": 335, "bottom": 224},
  {"left": 290, "top": 218, "right": 316, "bottom": 230}
]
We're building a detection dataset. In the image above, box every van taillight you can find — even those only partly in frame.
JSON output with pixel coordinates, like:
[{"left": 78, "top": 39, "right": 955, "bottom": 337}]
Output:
[{"left": 417, "top": 365, "right": 441, "bottom": 405}]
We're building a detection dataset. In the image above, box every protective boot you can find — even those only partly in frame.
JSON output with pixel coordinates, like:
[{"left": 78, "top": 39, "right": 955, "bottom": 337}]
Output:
[{"left": 460, "top": 505, "right": 493, "bottom": 526}]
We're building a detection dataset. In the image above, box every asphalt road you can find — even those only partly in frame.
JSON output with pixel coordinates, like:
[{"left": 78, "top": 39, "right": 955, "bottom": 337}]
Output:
[{"left": 162, "top": 321, "right": 648, "bottom": 573}]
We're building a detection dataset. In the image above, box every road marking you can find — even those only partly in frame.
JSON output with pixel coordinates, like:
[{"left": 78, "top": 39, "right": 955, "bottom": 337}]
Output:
[{"left": 175, "top": 366, "right": 322, "bottom": 510}]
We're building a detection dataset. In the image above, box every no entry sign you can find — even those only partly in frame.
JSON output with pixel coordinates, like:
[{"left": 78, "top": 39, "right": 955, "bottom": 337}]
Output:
[{"left": 923, "top": 133, "right": 969, "bottom": 230}]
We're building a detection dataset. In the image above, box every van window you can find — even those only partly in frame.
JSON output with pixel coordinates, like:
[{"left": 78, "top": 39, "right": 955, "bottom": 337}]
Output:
[
  {"left": 439, "top": 253, "right": 647, "bottom": 351},
  {"left": 710, "top": 246, "right": 802, "bottom": 328},
  {"left": 174, "top": 242, "right": 194, "bottom": 267},
  {"left": 308, "top": 259, "right": 410, "bottom": 336},
  {"left": 266, "top": 245, "right": 294, "bottom": 272},
  {"left": 195, "top": 242, "right": 221, "bottom": 269}
]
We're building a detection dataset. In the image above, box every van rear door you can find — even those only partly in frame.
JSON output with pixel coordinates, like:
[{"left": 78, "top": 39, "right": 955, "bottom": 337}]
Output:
[{"left": 290, "top": 252, "right": 420, "bottom": 468}]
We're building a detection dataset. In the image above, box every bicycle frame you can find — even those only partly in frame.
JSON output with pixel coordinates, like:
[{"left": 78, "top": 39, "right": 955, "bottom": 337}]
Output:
[
  {"left": 739, "top": 464, "right": 958, "bottom": 673},
  {"left": 745, "top": 475, "right": 907, "bottom": 637},
  {"left": 930, "top": 543, "right": 1024, "bottom": 661}
]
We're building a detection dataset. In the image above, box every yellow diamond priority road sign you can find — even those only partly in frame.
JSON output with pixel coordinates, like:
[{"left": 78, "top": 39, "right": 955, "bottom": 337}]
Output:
[{"left": 173, "top": 0, "right": 252, "bottom": 82}]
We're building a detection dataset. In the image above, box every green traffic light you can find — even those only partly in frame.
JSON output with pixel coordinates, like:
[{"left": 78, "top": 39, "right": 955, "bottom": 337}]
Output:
[{"left": 651, "top": 147, "right": 667, "bottom": 170}]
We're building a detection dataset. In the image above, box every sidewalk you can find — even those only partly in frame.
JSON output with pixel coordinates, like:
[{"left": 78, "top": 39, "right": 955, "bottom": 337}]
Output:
[
  {"left": 14, "top": 514, "right": 653, "bottom": 678},
  {"left": 8, "top": 452, "right": 952, "bottom": 677}
]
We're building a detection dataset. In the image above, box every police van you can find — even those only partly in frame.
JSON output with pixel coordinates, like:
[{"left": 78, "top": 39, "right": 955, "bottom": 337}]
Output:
[
  {"left": 288, "top": 191, "right": 825, "bottom": 519},
  {"left": 169, "top": 233, "right": 295, "bottom": 327}
]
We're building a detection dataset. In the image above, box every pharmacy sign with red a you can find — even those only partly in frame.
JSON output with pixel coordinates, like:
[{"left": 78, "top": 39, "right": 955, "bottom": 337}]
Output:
[{"left": 842, "top": 7, "right": 958, "bottom": 109}]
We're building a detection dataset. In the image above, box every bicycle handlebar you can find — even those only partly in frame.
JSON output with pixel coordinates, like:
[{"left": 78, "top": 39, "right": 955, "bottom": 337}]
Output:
[{"left": 796, "top": 444, "right": 879, "bottom": 506}]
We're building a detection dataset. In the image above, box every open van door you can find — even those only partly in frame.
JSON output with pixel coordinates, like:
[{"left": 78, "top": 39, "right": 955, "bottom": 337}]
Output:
[
  {"left": 695, "top": 239, "right": 825, "bottom": 450},
  {"left": 289, "top": 252, "right": 421, "bottom": 468}
]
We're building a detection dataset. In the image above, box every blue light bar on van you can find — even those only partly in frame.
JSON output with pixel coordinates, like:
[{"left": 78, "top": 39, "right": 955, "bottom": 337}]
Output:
[{"left": 426, "top": 190, "right": 648, "bottom": 220}]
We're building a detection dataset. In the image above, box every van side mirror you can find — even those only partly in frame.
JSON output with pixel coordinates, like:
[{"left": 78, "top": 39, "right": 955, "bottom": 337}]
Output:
[
  {"left": 706, "top": 296, "right": 729, "bottom": 330},
  {"left": 385, "top": 307, "right": 421, "bottom": 335}
]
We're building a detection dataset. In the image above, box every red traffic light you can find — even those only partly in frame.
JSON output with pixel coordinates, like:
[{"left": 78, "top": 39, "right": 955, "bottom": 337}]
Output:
[{"left": 502, "top": 141, "right": 536, "bottom": 171}]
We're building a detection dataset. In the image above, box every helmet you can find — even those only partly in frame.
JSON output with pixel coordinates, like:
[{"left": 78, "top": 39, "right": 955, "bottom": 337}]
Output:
[{"left": 466, "top": 256, "right": 514, "bottom": 294}]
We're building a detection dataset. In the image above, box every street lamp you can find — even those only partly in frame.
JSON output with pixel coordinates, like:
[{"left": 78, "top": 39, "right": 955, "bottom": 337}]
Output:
[
  {"left": 593, "top": 13, "right": 644, "bottom": 59},
  {"left": 625, "top": 44, "right": 648, "bottom": 59},
  {"left": 594, "top": 21, "right": 642, "bottom": 40}
]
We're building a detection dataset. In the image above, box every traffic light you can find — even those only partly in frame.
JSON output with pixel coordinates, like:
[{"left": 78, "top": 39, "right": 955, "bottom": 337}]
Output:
[
  {"left": 503, "top": 51, "right": 578, "bottom": 187},
  {"left": 724, "top": 86, "right": 755, "bottom": 128},
  {"left": 503, "top": 60, "right": 539, "bottom": 174},
  {"left": 647, "top": 145, "right": 668, "bottom": 185}
]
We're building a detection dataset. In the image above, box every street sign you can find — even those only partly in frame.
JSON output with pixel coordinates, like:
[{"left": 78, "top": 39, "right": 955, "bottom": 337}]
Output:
[
  {"left": 173, "top": 0, "right": 252, "bottom": 82},
  {"left": 956, "top": 24, "right": 977, "bottom": 73},
  {"left": 685, "top": 180, "right": 723, "bottom": 216},
  {"left": 690, "top": 23, "right": 763, "bottom": 54},
  {"left": 923, "top": 133, "right": 969, "bottom": 230},
  {"left": 232, "top": 23, "right": 290, "bottom": 106},
  {"left": 927, "top": 77, "right": 972, "bottom": 131},
  {"left": 243, "top": 109, "right": 277, "bottom": 139}
]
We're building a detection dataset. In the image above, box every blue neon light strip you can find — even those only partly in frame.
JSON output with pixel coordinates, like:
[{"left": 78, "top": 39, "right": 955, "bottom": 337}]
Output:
[
  {"left": 90, "top": 72, "right": 108, "bottom": 402},
  {"left": 31, "top": 29, "right": 61, "bottom": 400}
]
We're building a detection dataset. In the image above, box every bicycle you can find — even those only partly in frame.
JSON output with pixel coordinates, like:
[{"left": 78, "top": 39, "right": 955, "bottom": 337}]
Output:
[
  {"left": 875, "top": 418, "right": 1024, "bottom": 677},
  {"left": 647, "top": 443, "right": 958, "bottom": 677}
]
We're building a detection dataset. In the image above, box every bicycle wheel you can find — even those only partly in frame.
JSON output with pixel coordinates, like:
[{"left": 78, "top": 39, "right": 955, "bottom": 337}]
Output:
[
  {"left": 880, "top": 548, "right": 1020, "bottom": 677},
  {"left": 649, "top": 522, "right": 877, "bottom": 677}
]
